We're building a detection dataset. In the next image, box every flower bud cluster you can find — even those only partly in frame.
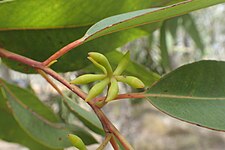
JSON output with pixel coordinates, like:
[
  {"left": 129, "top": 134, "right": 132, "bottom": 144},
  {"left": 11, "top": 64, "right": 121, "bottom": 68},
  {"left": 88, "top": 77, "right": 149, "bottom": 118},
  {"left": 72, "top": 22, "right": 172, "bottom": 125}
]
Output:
[{"left": 70, "top": 51, "right": 145, "bottom": 102}]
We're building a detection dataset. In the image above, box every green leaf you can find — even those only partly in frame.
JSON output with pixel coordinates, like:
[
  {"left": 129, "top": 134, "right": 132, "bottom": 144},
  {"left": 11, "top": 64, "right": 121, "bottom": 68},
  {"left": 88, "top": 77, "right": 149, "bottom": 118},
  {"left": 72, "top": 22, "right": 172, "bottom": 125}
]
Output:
[
  {"left": 164, "top": 14, "right": 204, "bottom": 52},
  {"left": 0, "top": 109, "right": 60, "bottom": 150},
  {"left": 2, "top": 83, "right": 97, "bottom": 148},
  {"left": 84, "top": 0, "right": 225, "bottom": 41},
  {"left": 146, "top": 60, "right": 225, "bottom": 131},
  {"left": 164, "top": 17, "right": 179, "bottom": 41},
  {"left": 1, "top": 0, "right": 223, "bottom": 73},
  {"left": 0, "top": 0, "right": 164, "bottom": 73},
  {"left": 0, "top": 0, "right": 178, "bottom": 29},
  {"left": 160, "top": 22, "right": 171, "bottom": 72},
  {"left": 1, "top": 27, "right": 148, "bottom": 73},
  {"left": 0, "top": 86, "right": 7, "bottom": 111},
  {"left": 182, "top": 14, "right": 204, "bottom": 52},
  {"left": 0, "top": 78, "right": 59, "bottom": 122},
  {"left": 0, "top": 86, "right": 60, "bottom": 149},
  {"left": 63, "top": 96, "right": 104, "bottom": 135}
]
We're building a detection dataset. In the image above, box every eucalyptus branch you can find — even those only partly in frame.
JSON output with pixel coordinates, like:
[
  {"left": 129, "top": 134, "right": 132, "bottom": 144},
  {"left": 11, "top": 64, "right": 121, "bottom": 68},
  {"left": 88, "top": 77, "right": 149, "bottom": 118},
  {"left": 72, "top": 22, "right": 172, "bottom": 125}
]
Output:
[
  {"left": 110, "top": 136, "right": 119, "bottom": 150},
  {"left": 0, "top": 47, "right": 134, "bottom": 150},
  {"left": 92, "top": 106, "right": 134, "bottom": 150},
  {"left": 94, "top": 92, "right": 146, "bottom": 103},
  {"left": 41, "top": 67, "right": 87, "bottom": 100},
  {"left": 0, "top": 48, "right": 43, "bottom": 68},
  {"left": 0, "top": 48, "right": 87, "bottom": 100}
]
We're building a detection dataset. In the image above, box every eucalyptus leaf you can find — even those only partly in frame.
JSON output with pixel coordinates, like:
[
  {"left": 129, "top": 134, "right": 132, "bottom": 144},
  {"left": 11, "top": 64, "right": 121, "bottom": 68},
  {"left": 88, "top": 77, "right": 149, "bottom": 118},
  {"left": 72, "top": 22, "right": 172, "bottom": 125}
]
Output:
[
  {"left": 0, "top": 78, "right": 59, "bottom": 122},
  {"left": 1, "top": 27, "right": 148, "bottom": 73},
  {"left": 0, "top": 84, "right": 61, "bottom": 150},
  {"left": 1, "top": 0, "right": 224, "bottom": 73},
  {"left": 160, "top": 23, "right": 171, "bottom": 72},
  {"left": 182, "top": 14, "right": 204, "bottom": 52},
  {"left": 147, "top": 60, "right": 225, "bottom": 131},
  {"left": 63, "top": 96, "right": 104, "bottom": 135},
  {"left": 0, "top": 0, "right": 166, "bottom": 73},
  {"left": 0, "top": 0, "right": 179, "bottom": 29},
  {"left": 164, "top": 17, "right": 179, "bottom": 39},
  {"left": 0, "top": 109, "right": 60, "bottom": 150},
  {"left": 2, "top": 82, "right": 97, "bottom": 148},
  {"left": 84, "top": 0, "right": 225, "bottom": 41}
]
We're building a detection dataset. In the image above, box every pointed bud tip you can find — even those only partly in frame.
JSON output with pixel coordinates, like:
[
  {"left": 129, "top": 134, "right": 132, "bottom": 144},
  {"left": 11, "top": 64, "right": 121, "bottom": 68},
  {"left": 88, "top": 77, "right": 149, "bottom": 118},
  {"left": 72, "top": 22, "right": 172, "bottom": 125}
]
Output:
[
  {"left": 68, "top": 134, "right": 73, "bottom": 138},
  {"left": 88, "top": 52, "right": 102, "bottom": 57},
  {"left": 137, "top": 83, "right": 145, "bottom": 88}
]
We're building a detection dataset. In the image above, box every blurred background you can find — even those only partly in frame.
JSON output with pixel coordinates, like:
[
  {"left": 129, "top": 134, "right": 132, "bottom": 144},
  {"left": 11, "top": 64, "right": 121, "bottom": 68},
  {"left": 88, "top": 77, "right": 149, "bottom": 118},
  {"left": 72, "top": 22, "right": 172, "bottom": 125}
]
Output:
[{"left": 0, "top": 3, "right": 225, "bottom": 150}]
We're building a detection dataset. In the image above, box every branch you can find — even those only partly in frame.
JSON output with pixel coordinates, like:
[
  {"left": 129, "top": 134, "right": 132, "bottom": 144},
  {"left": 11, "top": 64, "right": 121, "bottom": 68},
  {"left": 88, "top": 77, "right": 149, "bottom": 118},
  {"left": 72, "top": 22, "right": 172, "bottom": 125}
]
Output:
[
  {"left": 110, "top": 136, "right": 119, "bottom": 150},
  {"left": 41, "top": 67, "right": 87, "bottom": 100},
  {"left": 0, "top": 48, "right": 134, "bottom": 150},
  {"left": 0, "top": 48, "right": 87, "bottom": 100},
  {"left": 94, "top": 92, "right": 146, "bottom": 103},
  {"left": 91, "top": 106, "right": 134, "bottom": 150},
  {"left": 0, "top": 48, "right": 43, "bottom": 68}
]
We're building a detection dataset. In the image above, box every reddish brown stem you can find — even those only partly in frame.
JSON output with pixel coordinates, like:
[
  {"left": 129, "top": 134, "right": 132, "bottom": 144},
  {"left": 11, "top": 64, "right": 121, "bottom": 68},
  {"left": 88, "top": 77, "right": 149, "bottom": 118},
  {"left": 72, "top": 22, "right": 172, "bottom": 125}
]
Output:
[
  {"left": 0, "top": 48, "right": 43, "bottom": 68},
  {"left": 42, "top": 67, "right": 87, "bottom": 100},
  {"left": 43, "top": 37, "right": 85, "bottom": 66},
  {"left": 94, "top": 92, "right": 146, "bottom": 103},
  {"left": 0, "top": 48, "right": 87, "bottom": 100},
  {"left": 110, "top": 135, "right": 119, "bottom": 150},
  {"left": 91, "top": 106, "right": 134, "bottom": 150}
]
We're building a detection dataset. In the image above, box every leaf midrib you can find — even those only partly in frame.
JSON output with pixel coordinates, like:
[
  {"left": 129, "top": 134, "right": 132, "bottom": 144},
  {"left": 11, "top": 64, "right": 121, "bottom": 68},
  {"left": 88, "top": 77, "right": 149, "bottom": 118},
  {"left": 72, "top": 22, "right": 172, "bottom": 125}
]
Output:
[
  {"left": 146, "top": 93, "right": 225, "bottom": 100},
  {"left": 0, "top": 23, "right": 92, "bottom": 31}
]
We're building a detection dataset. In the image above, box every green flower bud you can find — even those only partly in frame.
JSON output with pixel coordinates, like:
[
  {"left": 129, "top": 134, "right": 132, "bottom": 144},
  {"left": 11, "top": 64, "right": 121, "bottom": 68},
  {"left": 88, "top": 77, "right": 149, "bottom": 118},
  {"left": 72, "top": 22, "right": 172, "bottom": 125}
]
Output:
[
  {"left": 85, "top": 78, "right": 110, "bottom": 102},
  {"left": 105, "top": 78, "right": 119, "bottom": 102},
  {"left": 88, "top": 52, "right": 113, "bottom": 75},
  {"left": 113, "top": 51, "right": 130, "bottom": 76},
  {"left": 70, "top": 74, "right": 106, "bottom": 84},
  {"left": 68, "top": 134, "right": 87, "bottom": 150},
  {"left": 88, "top": 57, "right": 107, "bottom": 74},
  {"left": 115, "top": 75, "right": 145, "bottom": 88}
]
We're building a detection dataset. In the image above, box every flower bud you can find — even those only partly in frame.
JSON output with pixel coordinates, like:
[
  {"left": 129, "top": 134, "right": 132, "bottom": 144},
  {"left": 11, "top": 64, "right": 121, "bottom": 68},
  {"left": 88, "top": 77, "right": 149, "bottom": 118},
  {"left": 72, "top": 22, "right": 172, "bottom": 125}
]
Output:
[
  {"left": 70, "top": 74, "right": 106, "bottom": 84},
  {"left": 88, "top": 57, "right": 107, "bottom": 74},
  {"left": 68, "top": 134, "right": 87, "bottom": 150},
  {"left": 113, "top": 51, "right": 130, "bottom": 75},
  {"left": 105, "top": 78, "right": 119, "bottom": 102},
  {"left": 85, "top": 78, "right": 110, "bottom": 102},
  {"left": 115, "top": 75, "right": 145, "bottom": 88},
  {"left": 88, "top": 52, "right": 112, "bottom": 74}
]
